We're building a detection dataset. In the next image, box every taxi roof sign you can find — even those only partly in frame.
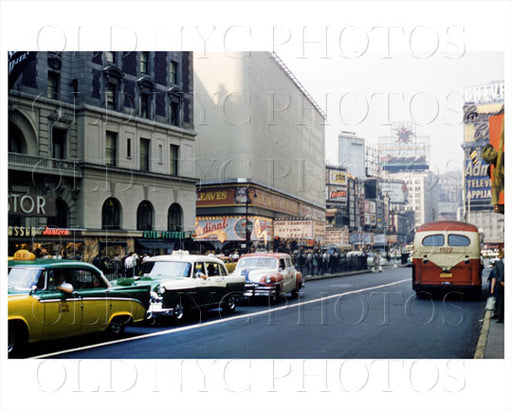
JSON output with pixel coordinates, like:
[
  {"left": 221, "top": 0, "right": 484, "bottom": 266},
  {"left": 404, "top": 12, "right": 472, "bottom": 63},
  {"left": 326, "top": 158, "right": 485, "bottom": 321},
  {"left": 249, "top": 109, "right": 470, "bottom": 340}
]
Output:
[{"left": 13, "top": 249, "right": 36, "bottom": 260}]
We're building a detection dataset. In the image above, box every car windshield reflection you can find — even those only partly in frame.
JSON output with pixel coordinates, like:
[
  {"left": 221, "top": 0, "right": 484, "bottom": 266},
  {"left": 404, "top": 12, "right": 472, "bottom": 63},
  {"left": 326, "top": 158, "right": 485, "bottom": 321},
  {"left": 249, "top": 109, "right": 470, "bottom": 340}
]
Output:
[
  {"left": 8, "top": 268, "right": 42, "bottom": 290},
  {"left": 238, "top": 257, "right": 277, "bottom": 269},
  {"left": 141, "top": 261, "right": 192, "bottom": 277}
]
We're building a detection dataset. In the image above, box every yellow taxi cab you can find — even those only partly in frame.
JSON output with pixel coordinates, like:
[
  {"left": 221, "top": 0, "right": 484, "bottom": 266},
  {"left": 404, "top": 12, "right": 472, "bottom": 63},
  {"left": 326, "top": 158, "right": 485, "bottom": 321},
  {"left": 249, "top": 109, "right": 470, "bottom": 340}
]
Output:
[{"left": 8, "top": 258, "right": 151, "bottom": 357}]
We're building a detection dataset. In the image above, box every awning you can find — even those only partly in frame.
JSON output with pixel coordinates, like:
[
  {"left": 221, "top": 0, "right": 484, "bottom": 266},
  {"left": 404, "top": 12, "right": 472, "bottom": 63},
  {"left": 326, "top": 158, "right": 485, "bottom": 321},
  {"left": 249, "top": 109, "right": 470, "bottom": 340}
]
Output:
[{"left": 136, "top": 239, "right": 176, "bottom": 250}]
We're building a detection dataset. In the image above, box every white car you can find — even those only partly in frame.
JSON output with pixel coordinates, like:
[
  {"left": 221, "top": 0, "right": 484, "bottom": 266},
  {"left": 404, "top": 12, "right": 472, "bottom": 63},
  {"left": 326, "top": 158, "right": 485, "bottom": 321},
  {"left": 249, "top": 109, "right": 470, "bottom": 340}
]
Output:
[
  {"left": 233, "top": 252, "right": 304, "bottom": 302},
  {"left": 115, "top": 251, "right": 246, "bottom": 324}
]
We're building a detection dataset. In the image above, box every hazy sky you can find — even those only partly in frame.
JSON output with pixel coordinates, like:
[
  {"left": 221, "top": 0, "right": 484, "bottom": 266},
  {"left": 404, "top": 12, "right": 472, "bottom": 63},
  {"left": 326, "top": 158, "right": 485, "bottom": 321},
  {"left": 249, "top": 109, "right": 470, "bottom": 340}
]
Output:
[{"left": 280, "top": 49, "right": 504, "bottom": 174}]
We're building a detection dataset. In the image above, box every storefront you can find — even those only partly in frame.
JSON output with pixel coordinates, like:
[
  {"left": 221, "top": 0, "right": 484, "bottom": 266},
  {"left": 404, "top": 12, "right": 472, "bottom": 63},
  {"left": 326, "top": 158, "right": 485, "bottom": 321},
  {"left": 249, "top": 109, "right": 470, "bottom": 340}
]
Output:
[
  {"left": 135, "top": 230, "right": 195, "bottom": 255},
  {"left": 195, "top": 182, "right": 326, "bottom": 254},
  {"left": 8, "top": 225, "right": 84, "bottom": 259}
]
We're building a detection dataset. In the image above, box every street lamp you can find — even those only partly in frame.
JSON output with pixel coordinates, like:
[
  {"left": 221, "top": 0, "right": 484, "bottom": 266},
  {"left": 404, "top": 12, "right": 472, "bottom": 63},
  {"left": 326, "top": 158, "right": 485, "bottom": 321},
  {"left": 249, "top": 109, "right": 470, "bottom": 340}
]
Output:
[{"left": 244, "top": 186, "right": 257, "bottom": 253}]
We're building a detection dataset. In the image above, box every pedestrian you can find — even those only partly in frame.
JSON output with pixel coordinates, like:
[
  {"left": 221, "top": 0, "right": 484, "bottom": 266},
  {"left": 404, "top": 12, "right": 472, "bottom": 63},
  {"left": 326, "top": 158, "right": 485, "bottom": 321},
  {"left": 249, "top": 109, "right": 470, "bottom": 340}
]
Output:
[
  {"left": 125, "top": 252, "right": 134, "bottom": 277},
  {"left": 112, "top": 254, "right": 122, "bottom": 277},
  {"left": 374, "top": 250, "right": 382, "bottom": 272},
  {"left": 312, "top": 252, "right": 319, "bottom": 276},
  {"left": 331, "top": 250, "right": 339, "bottom": 273},
  {"left": 92, "top": 253, "right": 104, "bottom": 271},
  {"left": 306, "top": 251, "right": 313, "bottom": 276},
  {"left": 322, "top": 251, "right": 329, "bottom": 274},
  {"left": 493, "top": 250, "right": 505, "bottom": 323}
]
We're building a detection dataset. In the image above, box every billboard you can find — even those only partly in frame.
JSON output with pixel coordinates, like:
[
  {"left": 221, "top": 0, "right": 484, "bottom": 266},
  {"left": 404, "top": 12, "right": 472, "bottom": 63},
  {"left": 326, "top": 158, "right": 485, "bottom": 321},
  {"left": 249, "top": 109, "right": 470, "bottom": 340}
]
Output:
[
  {"left": 328, "top": 170, "right": 347, "bottom": 186},
  {"left": 195, "top": 216, "right": 272, "bottom": 243},
  {"left": 378, "top": 125, "right": 430, "bottom": 173},
  {"left": 463, "top": 103, "right": 503, "bottom": 144},
  {"left": 380, "top": 181, "right": 408, "bottom": 204},
  {"left": 328, "top": 187, "right": 347, "bottom": 202},
  {"left": 464, "top": 158, "right": 492, "bottom": 209}
]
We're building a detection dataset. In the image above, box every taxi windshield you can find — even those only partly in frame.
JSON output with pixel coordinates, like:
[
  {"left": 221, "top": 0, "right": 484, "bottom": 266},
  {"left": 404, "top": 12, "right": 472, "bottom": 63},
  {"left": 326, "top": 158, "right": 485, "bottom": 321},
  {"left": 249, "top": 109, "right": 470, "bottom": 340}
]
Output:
[
  {"left": 8, "top": 267, "right": 43, "bottom": 290},
  {"left": 141, "top": 261, "right": 191, "bottom": 277},
  {"left": 238, "top": 257, "right": 277, "bottom": 269}
]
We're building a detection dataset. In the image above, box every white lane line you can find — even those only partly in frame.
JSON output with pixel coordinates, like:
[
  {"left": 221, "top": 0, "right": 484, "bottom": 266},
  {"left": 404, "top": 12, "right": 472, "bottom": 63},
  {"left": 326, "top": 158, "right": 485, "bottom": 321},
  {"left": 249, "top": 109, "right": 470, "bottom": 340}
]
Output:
[{"left": 32, "top": 278, "right": 409, "bottom": 359}]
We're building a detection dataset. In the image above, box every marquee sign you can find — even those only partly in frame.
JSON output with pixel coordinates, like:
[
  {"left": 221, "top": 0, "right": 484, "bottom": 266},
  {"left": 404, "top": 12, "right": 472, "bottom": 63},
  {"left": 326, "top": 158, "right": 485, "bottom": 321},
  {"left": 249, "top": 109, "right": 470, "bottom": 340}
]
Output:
[
  {"left": 195, "top": 216, "right": 272, "bottom": 243},
  {"left": 273, "top": 219, "right": 326, "bottom": 240}
]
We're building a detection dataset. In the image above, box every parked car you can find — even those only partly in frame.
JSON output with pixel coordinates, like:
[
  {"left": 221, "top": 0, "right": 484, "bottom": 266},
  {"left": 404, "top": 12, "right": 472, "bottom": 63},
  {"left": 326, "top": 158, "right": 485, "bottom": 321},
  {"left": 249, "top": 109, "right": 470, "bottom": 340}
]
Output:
[
  {"left": 8, "top": 259, "right": 151, "bottom": 357},
  {"left": 113, "top": 251, "right": 246, "bottom": 324},
  {"left": 233, "top": 252, "right": 305, "bottom": 302}
]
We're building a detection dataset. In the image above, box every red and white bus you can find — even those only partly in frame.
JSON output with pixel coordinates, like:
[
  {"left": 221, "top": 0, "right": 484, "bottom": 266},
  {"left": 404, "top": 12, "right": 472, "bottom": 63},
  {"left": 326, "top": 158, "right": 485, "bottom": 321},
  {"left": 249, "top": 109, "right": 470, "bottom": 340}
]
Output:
[{"left": 412, "top": 221, "right": 483, "bottom": 298}]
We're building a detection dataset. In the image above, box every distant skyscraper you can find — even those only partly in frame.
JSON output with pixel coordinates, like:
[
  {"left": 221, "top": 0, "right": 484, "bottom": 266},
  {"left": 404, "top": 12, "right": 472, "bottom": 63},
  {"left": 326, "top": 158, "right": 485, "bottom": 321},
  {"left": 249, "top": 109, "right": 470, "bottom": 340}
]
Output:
[{"left": 338, "top": 131, "right": 365, "bottom": 179}]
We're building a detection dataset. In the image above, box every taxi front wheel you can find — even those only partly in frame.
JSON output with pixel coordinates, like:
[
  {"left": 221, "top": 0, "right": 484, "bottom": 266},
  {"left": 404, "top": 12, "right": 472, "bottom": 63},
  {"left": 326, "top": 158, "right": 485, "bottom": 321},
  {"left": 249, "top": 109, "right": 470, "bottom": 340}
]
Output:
[{"left": 8, "top": 322, "right": 27, "bottom": 358}]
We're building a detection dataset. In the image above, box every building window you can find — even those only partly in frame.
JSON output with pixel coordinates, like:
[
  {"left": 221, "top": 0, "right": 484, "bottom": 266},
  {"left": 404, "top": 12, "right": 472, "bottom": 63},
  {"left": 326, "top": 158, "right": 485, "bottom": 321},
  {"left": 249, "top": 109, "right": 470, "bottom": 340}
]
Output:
[
  {"left": 127, "top": 138, "right": 132, "bottom": 158},
  {"left": 137, "top": 201, "right": 154, "bottom": 231},
  {"left": 140, "top": 138, "right": 150, "bottom": 171},
  {"left": 140, "top": 92, "right": 150, "bottom": 119},
  {"left": 47, "top": 71, "right": 60, "bottom": 99},
  {"left": 169, "top": 61, "right": 178, "bottom": 84},
  {"left": 140, "top": 52, "right": 149, "bottom": 75},
  {"left": 102, "top": 197, "right": 122, "bottom": 230},
  {"left": 52, "top": 128, "right": 66, "bottom": 159},
  {"left": 170, "top": 144, "right": 179, "bottom": 176},
  {"left": 8, "top": 122, "right": 26, "bottom": 154},
  {"left": 106, "top": 131, "right": 117, "bottom": 166},
  {"left": 167, "top": 203, "right": 183, "bottom": 231},
  {"left": 170, "top": 97, "right": 180, "bottom": 126},
  {"left": 105, "top": 52, "right": 117, "bottom": 65},
  {"left": 106, "top": 83, "right": 117, "bottom": 110}
]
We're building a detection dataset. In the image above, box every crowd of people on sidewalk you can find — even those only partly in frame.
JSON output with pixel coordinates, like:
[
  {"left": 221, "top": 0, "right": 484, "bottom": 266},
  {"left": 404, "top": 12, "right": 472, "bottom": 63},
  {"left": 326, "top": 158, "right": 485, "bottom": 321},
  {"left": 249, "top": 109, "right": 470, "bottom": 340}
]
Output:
[
  {"left": 91, "top": 252, "right": 153, "bottom": 278},
  {"left": 293, "top": 249, "right": 368, "bottom": 276}
]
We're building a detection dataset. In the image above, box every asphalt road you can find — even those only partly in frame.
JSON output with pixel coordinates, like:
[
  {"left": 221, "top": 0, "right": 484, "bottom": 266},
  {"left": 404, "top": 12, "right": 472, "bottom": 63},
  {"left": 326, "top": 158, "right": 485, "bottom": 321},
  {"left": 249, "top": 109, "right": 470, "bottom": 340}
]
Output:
[{"left": 28, "top": 266, "right": 487, "bottom": 359}]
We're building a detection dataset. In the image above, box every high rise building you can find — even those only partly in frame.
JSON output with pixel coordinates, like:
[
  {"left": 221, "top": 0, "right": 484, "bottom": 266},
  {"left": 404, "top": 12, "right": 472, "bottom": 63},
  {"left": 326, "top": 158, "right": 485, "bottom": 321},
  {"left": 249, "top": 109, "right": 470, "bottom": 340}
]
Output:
[
  {"left": 193, "top": 52, "right": 326, "bottom": 253},
  {"left": 338, "top": 131, "right": 365, "bottom": 179}
]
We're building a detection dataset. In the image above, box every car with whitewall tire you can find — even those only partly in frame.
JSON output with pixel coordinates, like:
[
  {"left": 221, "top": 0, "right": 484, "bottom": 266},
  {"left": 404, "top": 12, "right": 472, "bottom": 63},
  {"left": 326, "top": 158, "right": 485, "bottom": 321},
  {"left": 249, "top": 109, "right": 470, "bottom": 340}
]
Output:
[{"left": 233, "top": 253, "right": 305, "bottom": 302}]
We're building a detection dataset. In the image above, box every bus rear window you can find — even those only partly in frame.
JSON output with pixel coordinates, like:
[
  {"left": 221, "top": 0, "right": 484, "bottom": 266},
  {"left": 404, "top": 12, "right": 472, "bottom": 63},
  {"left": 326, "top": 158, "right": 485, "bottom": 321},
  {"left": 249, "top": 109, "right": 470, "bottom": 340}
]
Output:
[
  {"left": 422, "top": 234, "right": 444, "bottom": 246},
  {"left": 448, "top": 234, "right": 471, "bottom": 246}
]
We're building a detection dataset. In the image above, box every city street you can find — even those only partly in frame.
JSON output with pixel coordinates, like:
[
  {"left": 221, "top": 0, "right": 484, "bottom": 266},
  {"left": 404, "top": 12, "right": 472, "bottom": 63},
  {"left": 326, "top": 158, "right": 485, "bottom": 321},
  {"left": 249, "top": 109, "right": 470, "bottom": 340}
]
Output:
[{"left": 28, "top": 265, "right": 487, "bottom": 359}]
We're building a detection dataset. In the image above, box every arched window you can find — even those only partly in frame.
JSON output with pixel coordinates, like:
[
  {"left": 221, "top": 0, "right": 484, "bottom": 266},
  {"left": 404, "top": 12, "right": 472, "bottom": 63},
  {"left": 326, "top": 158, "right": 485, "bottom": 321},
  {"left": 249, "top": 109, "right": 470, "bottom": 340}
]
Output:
[
  {"left": 102, "top": 197, "right": 122, "bottom": 229},
  {"left": 167, "top": 203, "right": 183, "bottom": 231},
  {"left": 8, "top": 122, "right": 26, "bottom": 153},
  {"left": 137, "top": 201, "right": 154, "bottom": 231},
  {"left": 47, "top": 198, "right": 69, "bottom": 228}
]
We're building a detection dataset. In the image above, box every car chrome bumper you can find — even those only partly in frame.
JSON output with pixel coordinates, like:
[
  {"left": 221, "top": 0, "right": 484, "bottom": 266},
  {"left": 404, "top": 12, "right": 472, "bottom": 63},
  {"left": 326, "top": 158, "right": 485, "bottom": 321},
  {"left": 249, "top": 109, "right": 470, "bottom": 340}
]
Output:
[
  {"left": 243, "top": 283, "right": 277, "bottom": 298},
  {"left": 146, "top": 302, "right": 176, "bottom": 319}
]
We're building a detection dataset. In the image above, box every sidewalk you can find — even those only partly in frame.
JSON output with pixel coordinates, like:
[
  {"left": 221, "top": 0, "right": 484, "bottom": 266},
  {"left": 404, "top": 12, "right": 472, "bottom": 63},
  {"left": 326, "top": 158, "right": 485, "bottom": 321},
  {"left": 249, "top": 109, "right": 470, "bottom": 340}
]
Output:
[
  {"left": 474, "top": 308, "right": 505, "bottom": 359},
  {"left": 302, "top": 265, "right": 504, "bottom": 359}
]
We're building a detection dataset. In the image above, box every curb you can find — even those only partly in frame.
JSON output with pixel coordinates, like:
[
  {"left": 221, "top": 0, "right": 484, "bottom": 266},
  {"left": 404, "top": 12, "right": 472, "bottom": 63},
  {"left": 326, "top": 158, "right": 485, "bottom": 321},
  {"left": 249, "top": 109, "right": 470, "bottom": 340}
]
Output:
[{"left": 474, "top": 309, "right": 492, "bottom": 359}]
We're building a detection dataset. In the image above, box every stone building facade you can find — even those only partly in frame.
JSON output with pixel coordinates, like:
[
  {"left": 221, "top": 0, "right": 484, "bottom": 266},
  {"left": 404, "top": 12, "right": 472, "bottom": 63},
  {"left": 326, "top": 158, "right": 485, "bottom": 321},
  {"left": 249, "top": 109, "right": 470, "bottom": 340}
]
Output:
[{"left": 8, "top": 51, "right": 197, "bottom": 262}]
